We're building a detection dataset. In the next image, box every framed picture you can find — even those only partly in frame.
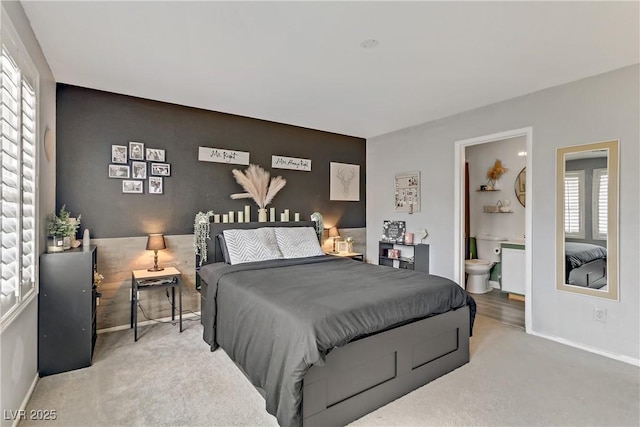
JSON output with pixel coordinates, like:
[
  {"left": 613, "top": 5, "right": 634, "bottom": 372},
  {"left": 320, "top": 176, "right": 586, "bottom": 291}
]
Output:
[
  {"left": 381, "top": 220, "right": 406, "bottom": 243},
  {"left": 122, "top": 180, "right": 143, "bottom": 194},
  {"left": 146, "top": 148, "right": 165, "bottom": 162},
  {"left": 330, "top": 162, "right": 360, "bottom": 201},
  {"left": 337, "top": 241, "right": 349, "bottom": 254},
  {"left": 129, "top": 141, "right": 144, "bottom": 160},
  {"left": 149, "top": 177, "right": 163, "bottom": 194},
  {"left": 111, "top": 145, "right": 127, "bottom": 164},
  {"left": 388, "top": 249, "right": 401, "bottom": 259},
  {"left": 108, "top": 164, "right": 130, "bottom": 178},
  {"left": 131, "top": 161, "right": 147, "bottom": 179},
  {"left": 395, "top": 171, "right": 420, "bottom": 213},
  {"left": 150, "top": 163, "right": 171, "bottom": 176}
]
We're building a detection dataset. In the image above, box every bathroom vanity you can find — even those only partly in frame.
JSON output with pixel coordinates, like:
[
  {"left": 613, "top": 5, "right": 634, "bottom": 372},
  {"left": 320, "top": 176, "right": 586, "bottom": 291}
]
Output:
[{"left": 501, "top": 242, "right": 525, "bottom": 296}]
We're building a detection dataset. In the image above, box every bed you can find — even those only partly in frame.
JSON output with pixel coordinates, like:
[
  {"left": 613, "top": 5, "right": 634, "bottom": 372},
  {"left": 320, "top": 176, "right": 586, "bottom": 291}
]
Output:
[
  {"left": 565, "top": 242, "right": 607, "bottom": 289},
  {"left": 197, "top": 221, "right": 475, "bottom": 427}
]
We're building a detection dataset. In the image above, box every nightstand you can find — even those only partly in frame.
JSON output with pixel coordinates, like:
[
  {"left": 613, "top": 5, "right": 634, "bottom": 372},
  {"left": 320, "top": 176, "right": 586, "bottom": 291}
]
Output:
[
  {"left": 131, "top": 267, "right": 182, "bottom": 341},
  {"left": 326, "top": 252, "right": 364, "bottom": 261}
]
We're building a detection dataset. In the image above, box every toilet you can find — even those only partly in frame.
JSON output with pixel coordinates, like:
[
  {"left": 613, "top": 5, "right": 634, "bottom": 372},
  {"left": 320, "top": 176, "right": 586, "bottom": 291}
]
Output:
[{"left": 465, "top": 235, "right": 507, "bottom": 294}]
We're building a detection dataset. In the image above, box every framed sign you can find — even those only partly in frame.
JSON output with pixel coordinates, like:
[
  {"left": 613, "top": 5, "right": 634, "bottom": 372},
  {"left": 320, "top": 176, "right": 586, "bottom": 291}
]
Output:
[
  {"left": 198, "top": 146, "right": 250, "bottom": 165},
  {"left": 381, "top": 220, "right": 406, "bottom": 243},
  {"left": 395, "top": 171, "right": 420, "bottom": 213},
  {"left": 272, "top": 155, "right": 311, "bottom": 171}
]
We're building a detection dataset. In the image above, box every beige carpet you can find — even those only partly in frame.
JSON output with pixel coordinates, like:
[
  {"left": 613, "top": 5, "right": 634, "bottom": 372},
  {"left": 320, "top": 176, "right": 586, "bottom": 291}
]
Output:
[{"left": 21, "top": 315, "right": 639, "bottom": 426}]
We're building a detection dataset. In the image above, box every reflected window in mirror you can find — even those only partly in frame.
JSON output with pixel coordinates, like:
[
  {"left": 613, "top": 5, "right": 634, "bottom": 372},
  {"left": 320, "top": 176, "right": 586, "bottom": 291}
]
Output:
[{"left": 556, "top": 140, "right": 618, "bottom": 301}]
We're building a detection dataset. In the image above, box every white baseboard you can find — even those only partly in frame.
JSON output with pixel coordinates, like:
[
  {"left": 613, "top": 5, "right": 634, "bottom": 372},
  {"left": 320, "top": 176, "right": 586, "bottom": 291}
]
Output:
[
  {"left": 97, "top": 311, "right": 201, "bottom": 334},
  {"left": 12, "top": 374, "right": 38, "bottom": 427},
  {"left": 530, "top": 330, "right": 640, "bottom": 367}
]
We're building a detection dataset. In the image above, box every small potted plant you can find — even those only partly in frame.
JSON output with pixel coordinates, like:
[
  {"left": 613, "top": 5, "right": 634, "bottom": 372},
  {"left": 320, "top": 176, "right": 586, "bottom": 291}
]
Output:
[{"left": 46, "top": 205, "right": 81, "bottom": 252}]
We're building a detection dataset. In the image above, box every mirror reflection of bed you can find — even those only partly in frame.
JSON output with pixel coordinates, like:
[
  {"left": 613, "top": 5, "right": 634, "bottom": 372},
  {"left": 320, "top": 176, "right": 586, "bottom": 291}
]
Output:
[{"left": 565, "top": 242, "right": 607, "bottom": 290}]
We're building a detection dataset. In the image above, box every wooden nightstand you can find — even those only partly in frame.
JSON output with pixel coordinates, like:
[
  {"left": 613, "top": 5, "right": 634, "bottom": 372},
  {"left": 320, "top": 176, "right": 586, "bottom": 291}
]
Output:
[
  {"left": 326, "top": 252, "right": 364, "bottom": 261},
  {"left": 131, "top": 267, "right": 182, "bottom": 341}
]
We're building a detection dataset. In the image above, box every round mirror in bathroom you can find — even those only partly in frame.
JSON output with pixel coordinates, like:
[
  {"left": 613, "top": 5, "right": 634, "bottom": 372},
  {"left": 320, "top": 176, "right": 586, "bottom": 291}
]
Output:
[{"left": 515, "top": 167, "right": 526, "bottom": 207}]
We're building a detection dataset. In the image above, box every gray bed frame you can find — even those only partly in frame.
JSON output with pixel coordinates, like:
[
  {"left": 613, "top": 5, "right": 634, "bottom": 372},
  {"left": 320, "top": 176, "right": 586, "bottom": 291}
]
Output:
[{"left": 197, "top": 221, "right": 470, "bottom": 426}]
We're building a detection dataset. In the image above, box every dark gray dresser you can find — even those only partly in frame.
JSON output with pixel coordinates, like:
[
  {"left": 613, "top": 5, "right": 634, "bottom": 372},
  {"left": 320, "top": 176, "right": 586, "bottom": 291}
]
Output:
[{"left": 39, "top": 246, "right": 98, "bottom": 376}]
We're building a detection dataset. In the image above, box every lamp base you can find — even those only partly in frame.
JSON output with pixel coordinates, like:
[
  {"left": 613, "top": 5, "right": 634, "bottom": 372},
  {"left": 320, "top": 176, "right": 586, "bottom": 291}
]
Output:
[{"left": 147, "top": 267, "right": 165, "bottom": 272}]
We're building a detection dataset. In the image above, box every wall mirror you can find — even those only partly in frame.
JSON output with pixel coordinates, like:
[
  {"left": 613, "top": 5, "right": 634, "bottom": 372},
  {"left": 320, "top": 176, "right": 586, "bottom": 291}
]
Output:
[
  {"left": 515, "top": 167, "right": 526, "bottom": 207},
  {"left": 556, "top": 140, "right": 618, "bottom": 300}
]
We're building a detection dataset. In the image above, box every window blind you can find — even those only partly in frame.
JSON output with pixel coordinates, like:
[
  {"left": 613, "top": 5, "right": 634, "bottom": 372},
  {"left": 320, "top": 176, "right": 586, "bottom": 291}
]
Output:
[
  {"left": 593, "top": 168, "right": 608, "bottom": 240},
  {"left": 1, "top": 45, "right": 37, "bottom": 321},
  {"left": 564, "top": 171, "right": 584, "bottom": 238}
]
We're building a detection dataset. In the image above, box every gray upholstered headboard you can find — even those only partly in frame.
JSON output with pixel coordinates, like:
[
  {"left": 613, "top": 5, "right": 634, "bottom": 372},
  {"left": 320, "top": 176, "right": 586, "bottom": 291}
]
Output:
[{"left": 202, "top": 221, "right": 317, "bottom": 266}]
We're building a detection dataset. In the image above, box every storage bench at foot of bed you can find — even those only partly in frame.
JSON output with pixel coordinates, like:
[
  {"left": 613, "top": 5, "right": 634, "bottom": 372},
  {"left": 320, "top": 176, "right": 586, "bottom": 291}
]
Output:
[{"left": 302, "top": 306, "right": 470, "bottom": 426}]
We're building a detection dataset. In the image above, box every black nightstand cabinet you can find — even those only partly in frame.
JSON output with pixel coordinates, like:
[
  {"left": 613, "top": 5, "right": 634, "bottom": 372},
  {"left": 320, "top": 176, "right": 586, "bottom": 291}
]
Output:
[
  {"left": 39, "top": 246, "right": 98, "bottom": 377},
  {"left": 378, "top": 242, "right": 429, "bottom": 273}
]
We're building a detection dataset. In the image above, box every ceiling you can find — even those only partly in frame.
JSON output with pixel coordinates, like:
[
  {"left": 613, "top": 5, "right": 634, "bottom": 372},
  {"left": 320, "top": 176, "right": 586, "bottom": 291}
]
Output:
[{"left": 21, "top": 1, "right": 639, "bottom": 138}]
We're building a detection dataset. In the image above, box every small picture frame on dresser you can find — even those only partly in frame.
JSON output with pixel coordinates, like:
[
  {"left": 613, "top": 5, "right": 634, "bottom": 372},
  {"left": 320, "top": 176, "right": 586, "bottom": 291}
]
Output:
[
  {"left": 337, "top": 241, "right": 349, "bottom": 254},
  {"left": 388, "top": 249, "right": 401, "bottom": 259}
]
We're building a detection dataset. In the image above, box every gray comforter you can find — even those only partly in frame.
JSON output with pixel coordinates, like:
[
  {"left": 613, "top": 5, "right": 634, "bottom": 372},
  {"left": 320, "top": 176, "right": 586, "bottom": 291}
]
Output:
[
  {"left": 199, "top": 255, "right": 473, "bottom": 427},
  {"left": 566, "top": 242, "right": 607, "bottom": 268}
]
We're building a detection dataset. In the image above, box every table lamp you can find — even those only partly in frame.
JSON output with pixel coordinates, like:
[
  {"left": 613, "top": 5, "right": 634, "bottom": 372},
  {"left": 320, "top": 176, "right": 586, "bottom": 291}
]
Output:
[
  {"left": 146, "top": 234, "right": 166, "bottom": 271},
  {"left": 329, "top": 226, "right": 340, "bottom": 253}
]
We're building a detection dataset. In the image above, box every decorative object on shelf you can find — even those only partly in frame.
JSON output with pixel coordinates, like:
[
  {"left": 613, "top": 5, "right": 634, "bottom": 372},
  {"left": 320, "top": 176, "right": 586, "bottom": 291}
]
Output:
[
  {"left": 405, "top": 232, "right": 414, "bottom": 244},
  {"left": 328, "top": 226, "right": 340, "bottom": 252},
  {"left": 417, "top": 228, "right": 429, "bottom": 243},
  {"left": 46, "top": 205, "right": 81, "bottom": 252},
  {"left": 310, "top": 212, "right": 324, "bottom": 241},
  {"left": 499, "top": 199, "right": 513, "bottom": 213},
  {"left": 294, "top": 213, "right": 300, "bottom": 222},
  {"left": 244, "top": 205, "right": 250, "bottom": 222},
  {"left": 483, "top": 204, "right": 500, "bottom": 213},
  {"left": 486, "top": 159, "right": 507, "bottom": 190},
  {"left": 146, "top": 234, "right": 166, "bottom": 271},
  {"left": 230, "top": 164, "right": 287, "bottom": 222},
  {"left": 258, "top": 208, "right": 268, "bottom": 222},
  {"left": 381, "top": 220, "right": 406, "bottom": 243},
  {"left": 194, "top": 211, "right": 214, "bottom": 266},
  {"left": 394, "top": 171, "right": 420, "bottom": 213},
  {"left": 330, "top": 162, "right": 360, "bottom": 201},
  {"left": 345, "top": 236, "right": 354, "bottom": 252},
  {"left": 388, "top": 249, "right": 401, "bottom": 259},
  {"left": 270, "top": 207, "right": 276, "bottom": 222},
  {"left": 337, "top": 241, "right": 350, "bottom": 254}
]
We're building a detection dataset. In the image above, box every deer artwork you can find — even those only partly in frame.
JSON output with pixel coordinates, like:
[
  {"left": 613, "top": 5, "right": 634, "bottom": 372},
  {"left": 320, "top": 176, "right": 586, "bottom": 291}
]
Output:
[{"left": 336, "top": 167, "right": 357, "bottom": 198}]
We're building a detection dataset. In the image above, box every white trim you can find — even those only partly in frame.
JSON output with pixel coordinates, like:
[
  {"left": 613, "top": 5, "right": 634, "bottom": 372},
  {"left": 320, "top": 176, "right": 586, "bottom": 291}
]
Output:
[
  {"left": 11, "top": 374, "right": 39, "bottom": 427},
  {"left": 97, "top": 311, "right": 201, "bottom": 334},
  {"left": 454, "top": 127, "right": 533, "bottom": 333},
  {"left": 0, "top": 292, "right": 37, "bottom": 334},
  {"left": 530, "top": 330, "right": 639, "bottom": 367}
]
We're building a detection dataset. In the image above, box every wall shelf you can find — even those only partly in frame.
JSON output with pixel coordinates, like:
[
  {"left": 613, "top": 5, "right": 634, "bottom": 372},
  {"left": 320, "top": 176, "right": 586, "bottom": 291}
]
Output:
[{"left": 476, "top": 189, "right": 501, "bottom": 192}]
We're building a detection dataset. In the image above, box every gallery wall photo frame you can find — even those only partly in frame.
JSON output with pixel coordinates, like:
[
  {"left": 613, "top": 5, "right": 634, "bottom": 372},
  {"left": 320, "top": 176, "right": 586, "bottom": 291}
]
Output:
[
  {"left": 129, "top": 141, "right": 145, "bottom": 160},
  {"left": 122, "top": 180, "right": 143, "bottom": 194},
  {"left": 108, "top": 164, "right": 130, "bottom": 178},
  {"left": 146, "top": 148, "right": 165, "bottom": 162},
  {"left": 150, "top": 163, "right": 171, "bottom": 176},
  {"left": 395, "top": 171, "right": 421, "bottom": 213},
  {"left": 131, "top": 161, "right": 147, "bottom": 179},
  {"left": 111, "top": 145, "right": 128, "bottom": 164},
  {"left": 149, "top": 177, "right": 163, "bottom": 194}
]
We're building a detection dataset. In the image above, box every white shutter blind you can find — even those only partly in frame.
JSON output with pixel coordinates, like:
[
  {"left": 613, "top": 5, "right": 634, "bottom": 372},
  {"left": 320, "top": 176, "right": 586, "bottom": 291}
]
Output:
[
  {"left": 564, "top": 171, "right": 584, "bottom": 238},
  {"left": 593, "top": 168, "right": 608, "bottom": 240},
  {"left": 1, "top": 47, "right": 20, "bottom": 316},
  {"left": 1, "top": 44, "right": 37, "bottom": 321}
]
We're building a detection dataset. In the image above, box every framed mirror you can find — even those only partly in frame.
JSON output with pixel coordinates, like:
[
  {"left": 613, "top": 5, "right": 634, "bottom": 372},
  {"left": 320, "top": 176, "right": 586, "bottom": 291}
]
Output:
[
  {"left": 556, "top": 140, "right": 618, "bottom": 300},
  {"left": 515, "top": 167, "right": 526, "bottom": 207}
]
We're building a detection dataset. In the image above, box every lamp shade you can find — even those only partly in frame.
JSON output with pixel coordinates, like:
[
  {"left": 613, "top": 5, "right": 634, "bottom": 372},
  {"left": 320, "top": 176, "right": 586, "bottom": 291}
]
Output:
[
  {"left": 329, "top": 226, "right": 340, "bottom": 238},
  {"left": 146, "top": 234, "right": 166, "bottom": 251}
]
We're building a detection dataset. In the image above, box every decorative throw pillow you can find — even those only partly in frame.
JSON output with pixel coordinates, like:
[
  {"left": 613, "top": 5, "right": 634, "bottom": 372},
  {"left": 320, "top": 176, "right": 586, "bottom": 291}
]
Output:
[
  {"left": 274, "top": 227, "right": 325, "bottom": 259},
  {"left": 217, "top": 234, "right": 231, "bottom": 264},
  {"left": 222, "top": 228, "right": 283, "bottom": 265}
]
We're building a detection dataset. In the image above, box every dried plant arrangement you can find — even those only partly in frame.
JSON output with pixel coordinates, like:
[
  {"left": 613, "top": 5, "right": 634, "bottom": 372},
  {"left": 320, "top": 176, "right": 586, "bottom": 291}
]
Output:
[
  {"left": 230, "top": 164, "right": 286, "bottom": 208},
  {"left": 486, "top": 159, "right": 507, "bottom": 185}
]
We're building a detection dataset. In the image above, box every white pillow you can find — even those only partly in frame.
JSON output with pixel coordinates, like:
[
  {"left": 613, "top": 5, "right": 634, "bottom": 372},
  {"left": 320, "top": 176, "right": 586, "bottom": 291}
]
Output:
[
  {"left": 274, "top": 227, "right": 325, "bottom": 259},
  {"left": 222, "top": 228, "right": 283, "bottom": 265}
]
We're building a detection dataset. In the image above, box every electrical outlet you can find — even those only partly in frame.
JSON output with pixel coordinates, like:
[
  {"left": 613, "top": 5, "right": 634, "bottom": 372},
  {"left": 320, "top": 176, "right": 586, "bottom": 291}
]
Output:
[{"left": 593, "top": 307, "right": 607, "bottom": 323}]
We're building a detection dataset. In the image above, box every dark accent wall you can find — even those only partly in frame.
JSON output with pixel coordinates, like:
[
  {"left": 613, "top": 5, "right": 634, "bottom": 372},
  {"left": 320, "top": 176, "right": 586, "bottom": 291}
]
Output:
[
  {"left": 566, "top": 157, "right": 607, "bottom": 246},
  {"left": 56, "top": 85, "right": 366, "bottom": 238}
]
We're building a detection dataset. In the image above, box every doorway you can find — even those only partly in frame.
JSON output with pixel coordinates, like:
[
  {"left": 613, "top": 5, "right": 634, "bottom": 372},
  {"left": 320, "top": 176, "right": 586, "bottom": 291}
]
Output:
[{"left": 454, "top": 128, "right": 533, "bottom": 332}]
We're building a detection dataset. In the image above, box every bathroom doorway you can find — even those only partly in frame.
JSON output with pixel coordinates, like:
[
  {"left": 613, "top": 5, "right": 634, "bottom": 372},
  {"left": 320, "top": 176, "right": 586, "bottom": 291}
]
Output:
[{"left": 454, "top": 128, "right": 532, "bottom": 332}]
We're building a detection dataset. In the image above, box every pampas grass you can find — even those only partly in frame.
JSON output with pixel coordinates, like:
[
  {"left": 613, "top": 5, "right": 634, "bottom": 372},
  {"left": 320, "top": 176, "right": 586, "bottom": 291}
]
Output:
[{"left": 230, "top": 164, "right": 286, "bottom": 208}]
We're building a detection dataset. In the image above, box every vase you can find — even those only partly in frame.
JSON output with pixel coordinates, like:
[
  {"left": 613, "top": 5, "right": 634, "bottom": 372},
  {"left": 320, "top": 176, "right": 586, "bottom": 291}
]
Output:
[
  {"left": 63, "top": 236, "right": 72, "bottom": 250},
  {"left": 258, "top": 208, "right": 268, "bottom": 223},
  {"left": 47, "top": 236, "right": 64, "bottom": 253}
]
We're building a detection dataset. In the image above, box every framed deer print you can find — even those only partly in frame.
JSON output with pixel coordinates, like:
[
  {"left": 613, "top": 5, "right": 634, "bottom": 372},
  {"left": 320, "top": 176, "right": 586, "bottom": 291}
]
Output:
[
  {"left": 395, "top": 171, "right": 420, "bottom": 213},
  {"left": 330, "top": 162, "right": 360, "bottom": 201}
]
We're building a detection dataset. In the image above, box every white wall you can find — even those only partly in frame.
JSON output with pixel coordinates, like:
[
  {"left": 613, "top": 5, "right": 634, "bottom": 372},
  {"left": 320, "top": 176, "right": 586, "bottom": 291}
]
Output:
[
  {"left": 1, "top": 1, "right": 56, "bottom": 424},
  {"left": 367, "top": 65, "right": 639, "bottom": 361},
  {"left": 466, "top": 136, "right": 526, "bottom": 242}
]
